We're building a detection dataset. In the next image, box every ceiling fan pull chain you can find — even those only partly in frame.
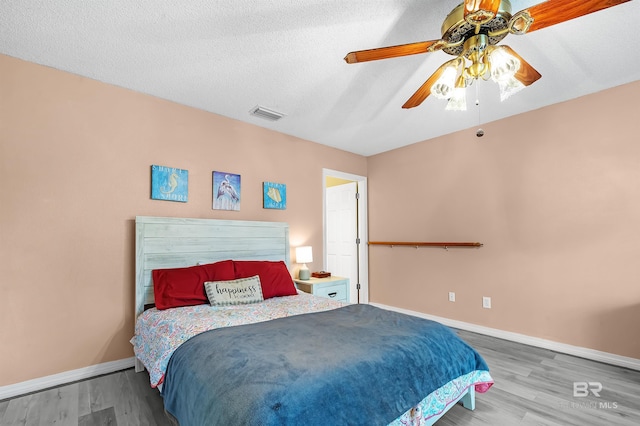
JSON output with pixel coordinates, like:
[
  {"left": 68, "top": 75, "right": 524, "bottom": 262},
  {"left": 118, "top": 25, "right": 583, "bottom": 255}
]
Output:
[{"left": 476, "top": 83, "right": 484, "bottom": 138}]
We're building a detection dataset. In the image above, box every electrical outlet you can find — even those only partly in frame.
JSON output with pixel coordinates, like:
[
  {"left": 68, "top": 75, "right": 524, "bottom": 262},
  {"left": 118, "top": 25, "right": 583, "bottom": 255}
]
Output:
[
  {"left": 448, "top": 292, "right": 456, "bottom": 302},
  {"left": 482, "top": 297, "right": 492, "bottom": 309}
]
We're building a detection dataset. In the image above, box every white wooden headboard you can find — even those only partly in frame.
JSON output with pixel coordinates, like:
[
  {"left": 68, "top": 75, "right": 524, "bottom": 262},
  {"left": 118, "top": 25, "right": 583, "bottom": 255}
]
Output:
[{"left": 135, "top": 216, "right": 290, "bottom": 318}]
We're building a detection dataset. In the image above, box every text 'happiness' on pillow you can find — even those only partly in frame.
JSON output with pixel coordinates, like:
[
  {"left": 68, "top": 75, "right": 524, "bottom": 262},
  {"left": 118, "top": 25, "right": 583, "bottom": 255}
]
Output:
[{"left": 205, "top": 275, "right": 265, "bottom": 306}]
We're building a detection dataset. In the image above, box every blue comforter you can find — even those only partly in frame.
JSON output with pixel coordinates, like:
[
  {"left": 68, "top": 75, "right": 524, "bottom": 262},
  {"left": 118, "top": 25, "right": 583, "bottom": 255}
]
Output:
[{"left": 162, "top": 304, "right": 489, "bottom": 426}]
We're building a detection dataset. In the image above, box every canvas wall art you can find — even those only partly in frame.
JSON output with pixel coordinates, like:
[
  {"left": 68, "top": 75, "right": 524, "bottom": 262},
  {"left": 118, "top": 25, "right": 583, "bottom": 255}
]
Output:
[
  {"left": 151, "top": 165, "right": 188, "bottom": 202},
  {"left": 263, "top": 181, "right": 286, "bottom": 210},
  {"left": 213, "top": 171, "right": 241, "bottom": 211}
]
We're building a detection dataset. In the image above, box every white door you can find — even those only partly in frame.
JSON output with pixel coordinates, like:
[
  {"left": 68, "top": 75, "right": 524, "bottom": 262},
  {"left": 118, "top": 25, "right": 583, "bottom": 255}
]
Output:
[{"left": 326, "top": 182, "right": 358, "bottom": 303}]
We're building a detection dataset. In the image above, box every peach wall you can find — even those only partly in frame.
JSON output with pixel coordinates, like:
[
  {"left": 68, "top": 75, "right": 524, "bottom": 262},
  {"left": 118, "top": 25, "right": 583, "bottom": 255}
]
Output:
[
  {"left": 0, "top": 54, "right": 367, "bottom": 386},
  {"left": 2, "top": 51, "right": 639, "bottom": 388},
  {"left": 368, "top": 80, "right": 640, "bottom": 358}
]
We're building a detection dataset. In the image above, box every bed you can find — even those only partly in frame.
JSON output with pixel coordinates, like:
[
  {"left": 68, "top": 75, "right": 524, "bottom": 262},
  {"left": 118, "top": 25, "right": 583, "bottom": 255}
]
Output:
[{"left": 131, "top": 216, "right": 493, "bottom": 425}]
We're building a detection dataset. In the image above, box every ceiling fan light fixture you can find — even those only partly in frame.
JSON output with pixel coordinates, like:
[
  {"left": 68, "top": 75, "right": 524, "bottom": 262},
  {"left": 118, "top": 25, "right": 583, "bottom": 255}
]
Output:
[
  {"left": 344, "top": 0, "right": 630, "bottom": 111},
  {"left": 430, "top": 62, "right": 458, "bottom": 100},
  {"left": 497, "top": 76, "right": 525, "bottom": 101},
  {"left": 445, "top": 87, "right": 467, "bottom": 111},
  {"left": 489, "top": 47, "right": 520, "bottom": 82}
]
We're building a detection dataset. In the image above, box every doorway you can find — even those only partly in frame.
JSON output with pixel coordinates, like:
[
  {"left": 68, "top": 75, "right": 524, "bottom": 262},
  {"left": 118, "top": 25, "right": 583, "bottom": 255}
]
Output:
[{"left": 323, "top": 169, "right": 368, "bottom": 304}]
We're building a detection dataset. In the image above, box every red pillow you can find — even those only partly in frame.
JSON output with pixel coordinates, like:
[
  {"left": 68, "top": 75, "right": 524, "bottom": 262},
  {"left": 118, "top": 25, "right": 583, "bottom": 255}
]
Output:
[
  {"left": 233, "top": 260, "right": 297, "bottom": 299},
  {"left": 153, "top": 260, "right": 235, "bottom": 310},
  {"left": 201, "top": 260, "right": 236, "bottom": 282}
]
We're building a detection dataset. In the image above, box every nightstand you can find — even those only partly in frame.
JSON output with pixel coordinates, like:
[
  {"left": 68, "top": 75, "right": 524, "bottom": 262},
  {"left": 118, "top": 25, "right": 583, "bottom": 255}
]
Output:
[{"left": 294, "top": 276, "right": 349, "bottom": 303}]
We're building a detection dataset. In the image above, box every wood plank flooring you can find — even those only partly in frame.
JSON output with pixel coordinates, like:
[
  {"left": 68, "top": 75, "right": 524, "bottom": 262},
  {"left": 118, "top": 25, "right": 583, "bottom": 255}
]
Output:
[
  {"left": 441, "top": 330, "right": 640, "bottom": 426},
  {"left": 0, "top": 369, "right": 171, "bottom": 426},
  {"left": 1, "top": 329, "right": 639, "bottom": 425}
]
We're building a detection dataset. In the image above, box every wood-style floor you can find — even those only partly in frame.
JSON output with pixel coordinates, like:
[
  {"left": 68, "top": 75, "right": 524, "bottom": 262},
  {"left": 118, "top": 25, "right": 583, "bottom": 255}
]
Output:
[{"left": 1, "top": 329, "right": 639, "bottom": 425}]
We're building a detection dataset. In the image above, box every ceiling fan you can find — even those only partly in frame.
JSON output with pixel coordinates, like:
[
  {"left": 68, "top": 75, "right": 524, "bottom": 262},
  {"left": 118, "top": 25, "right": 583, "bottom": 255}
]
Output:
[{"left": 344, "top": 0, "right": 631, "bottom": 111}]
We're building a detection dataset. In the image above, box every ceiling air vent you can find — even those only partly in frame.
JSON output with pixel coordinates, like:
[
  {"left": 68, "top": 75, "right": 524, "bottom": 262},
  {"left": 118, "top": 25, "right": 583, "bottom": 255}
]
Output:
[{"left": 250, "top": 105, "right": 285, "bottom": 121}]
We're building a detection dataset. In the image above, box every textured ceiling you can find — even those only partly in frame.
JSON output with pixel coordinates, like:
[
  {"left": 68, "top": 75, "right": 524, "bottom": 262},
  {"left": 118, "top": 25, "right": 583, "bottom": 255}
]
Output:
[{"left": 2, "top": 0, "right": 639, "bottom": 156}]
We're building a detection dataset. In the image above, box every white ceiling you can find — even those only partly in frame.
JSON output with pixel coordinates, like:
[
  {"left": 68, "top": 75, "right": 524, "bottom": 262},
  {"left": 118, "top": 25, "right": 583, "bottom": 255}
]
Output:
[{"left": 2, "top": 0, "right": 639, "bottom": 156}]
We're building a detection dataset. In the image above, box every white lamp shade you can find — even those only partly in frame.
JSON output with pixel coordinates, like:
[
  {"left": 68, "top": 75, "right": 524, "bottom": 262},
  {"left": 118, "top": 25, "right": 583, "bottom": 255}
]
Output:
[{"left": 295, "top": 246, "right": 313, "bottom": 264}]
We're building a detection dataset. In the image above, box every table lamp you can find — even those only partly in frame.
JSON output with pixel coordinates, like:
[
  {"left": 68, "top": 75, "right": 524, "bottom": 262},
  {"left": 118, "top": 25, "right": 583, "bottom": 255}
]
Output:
[{"left": 295, "top": 246, "right": 313, "bottom": 280}]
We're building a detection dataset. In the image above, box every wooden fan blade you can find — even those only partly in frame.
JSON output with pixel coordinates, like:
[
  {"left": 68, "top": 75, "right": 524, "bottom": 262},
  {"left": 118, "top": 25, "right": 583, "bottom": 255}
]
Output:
[
  {"left": 524, "top": 0, "right": 630, "bottom": 33},
  {"left": 402, "top": 63, "right": 450, "bottom": 109},
  {"left": 501, "top": 46, "right": 541, "bottom": 86},
  {"left": 344, "top": 39, "right": 441, "bottom": 64},
  {"left": 464, "top": 0, "right": 501, "bottom": 23}
]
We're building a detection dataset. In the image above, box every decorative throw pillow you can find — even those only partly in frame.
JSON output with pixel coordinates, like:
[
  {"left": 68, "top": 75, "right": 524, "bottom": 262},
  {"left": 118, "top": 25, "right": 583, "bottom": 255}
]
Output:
[
  {"left": 233, "top": 260, "right": 298, "bottom": 299},
  {"left": 205, "top": 275, "right": 264, "bottom": 306},
  {"left": 152, "top": 260, "right": 235, "bottom": 310}
]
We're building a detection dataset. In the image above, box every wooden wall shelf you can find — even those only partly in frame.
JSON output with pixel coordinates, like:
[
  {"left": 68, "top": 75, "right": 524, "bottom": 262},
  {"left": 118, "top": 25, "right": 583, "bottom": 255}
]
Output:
[{"left": 368, "top": 241, "right": 483, "bottom": 248}]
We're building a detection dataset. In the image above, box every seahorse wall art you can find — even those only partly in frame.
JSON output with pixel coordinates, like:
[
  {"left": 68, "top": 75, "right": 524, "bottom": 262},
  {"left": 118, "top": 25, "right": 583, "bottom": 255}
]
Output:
[
  {"left": 161, "top": 171, "right": 179, "bottom": 194},
  {"left": 150, "top": 165, "right": 189, "bottom": 202}
]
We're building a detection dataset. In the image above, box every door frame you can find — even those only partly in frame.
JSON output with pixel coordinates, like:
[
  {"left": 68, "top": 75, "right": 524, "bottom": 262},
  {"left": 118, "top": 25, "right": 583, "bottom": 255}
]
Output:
[{"left": 322, "top": 168, "right": 369, "bottom": 304}]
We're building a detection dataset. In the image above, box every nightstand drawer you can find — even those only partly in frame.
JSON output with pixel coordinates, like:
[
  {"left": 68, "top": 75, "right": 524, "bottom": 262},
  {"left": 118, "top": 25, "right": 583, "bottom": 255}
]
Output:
[
  {"left": 315, "top": 283, "right": 347, "bottom": 301},
  {"left": 294, "top": 276, "right": 349, "bottom": 302}
]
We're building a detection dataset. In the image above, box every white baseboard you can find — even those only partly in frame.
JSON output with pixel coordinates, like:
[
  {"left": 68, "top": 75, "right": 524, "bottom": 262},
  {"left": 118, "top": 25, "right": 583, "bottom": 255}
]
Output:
[
  {"left": 0, "top": 357, "right": 135, "bottom": 401},
  {"left": 371, "top": 303, "right": 640, "bottom": 372}
]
